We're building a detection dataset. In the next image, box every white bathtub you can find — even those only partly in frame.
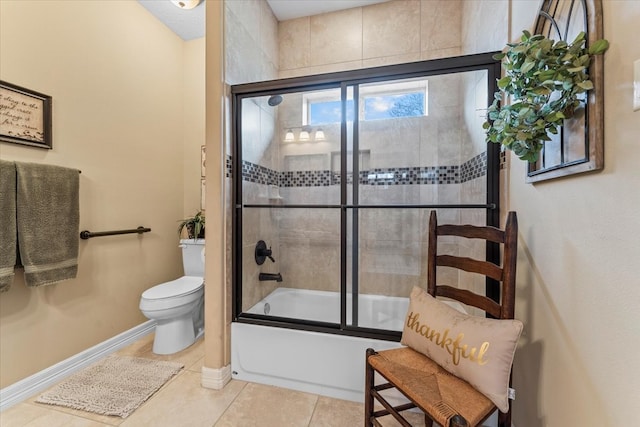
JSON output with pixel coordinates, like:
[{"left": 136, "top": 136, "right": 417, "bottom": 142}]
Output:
[
  {"left": 231, "top": 288, "right": 405, "bottom": 402},
  {"left": 231, "top": 288, "right": 500, "bottom": 426}
]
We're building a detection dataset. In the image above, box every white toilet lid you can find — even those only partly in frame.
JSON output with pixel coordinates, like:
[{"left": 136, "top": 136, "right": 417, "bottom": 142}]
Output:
[{"left": 141, "top": 276, "right": 203, "bottom": 300}]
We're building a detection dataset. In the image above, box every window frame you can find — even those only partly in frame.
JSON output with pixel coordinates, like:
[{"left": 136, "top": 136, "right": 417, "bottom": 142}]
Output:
[{"left": 303, "top": 79, "right": 429, "bottom": 126}]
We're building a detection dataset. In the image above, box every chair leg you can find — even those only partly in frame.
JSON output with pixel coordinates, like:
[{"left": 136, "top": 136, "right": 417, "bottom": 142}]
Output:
[
  {"left": 451, "top": 415, "right": 469, "bottom": 427},
  {"left": 424, "top": 413, "right": 434, "bottom": 427},
  {"left": 498, "top": 408, "right": 511, "bottom": 427},
  {"left": 365, "top": 348, "right": 376, "bottom": 427}
]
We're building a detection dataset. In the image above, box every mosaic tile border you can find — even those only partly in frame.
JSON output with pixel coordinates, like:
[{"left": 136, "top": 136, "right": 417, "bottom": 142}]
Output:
[{"left": 228, "top": 151, "right": 490, "bottom": 187}]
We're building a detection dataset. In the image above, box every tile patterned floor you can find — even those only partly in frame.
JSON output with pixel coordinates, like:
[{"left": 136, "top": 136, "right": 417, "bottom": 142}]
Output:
[{"left": 0, "top": 334, "right": 427, "bottom": 427}]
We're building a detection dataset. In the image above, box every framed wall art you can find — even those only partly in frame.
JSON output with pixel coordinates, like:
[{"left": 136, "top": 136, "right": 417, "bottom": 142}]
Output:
[
  {"left": 201, "top": 145, "right": 206, "bottom": 177},
  {"left": 526, "top": 0, "right": 605, "bottom": 182},
  {"left": 0, "top": 81, "right": 52, "bottom": 149},
  {"left": 200, "top": 178, "right": 206, "bottom": 211}
]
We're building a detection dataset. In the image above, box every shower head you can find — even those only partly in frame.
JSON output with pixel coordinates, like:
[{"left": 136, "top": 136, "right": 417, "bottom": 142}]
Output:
[{"left": 268, "top": 95, "right": 283, "bottom": 106}]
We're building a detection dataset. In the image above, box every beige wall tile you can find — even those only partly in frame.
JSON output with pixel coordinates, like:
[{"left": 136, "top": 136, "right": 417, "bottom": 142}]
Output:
[
  {"left": 260, "top": 0, "right": 279, "bottom": 67},
  {"left": 420, "top": 0, "right": 462, "bottom": 52},
  {"left": 279, "top": 17, "right": 310, "bottom": 70},
  {"left": 362, "top": 52, "right": 422, "bottom": 68},
  {"left": 225, "top": 0, "right": 262, "bottom": 45},
  {"left": 225, "top": 0, "right": 278, "bottom": 85},
  {"left": 360, "top": 117, "right": 423, "bottom": 168},
  {"left": 363, "top": 0, "right": 421, "bottom": 59},
  {"left": 225, "top": 6, "right": 264, "bottom": 84},
  {"left": 461, "top": 0, "right": 508, "bottom": 54},
  {"left": 309, "top": 8, "right": 363, "bottom": 66},
  {"left": 420, "top": 46, "right": 460, "bottom": 60},
  {"left": 278, "top": 60, "right": 363, "bottom": 79}
]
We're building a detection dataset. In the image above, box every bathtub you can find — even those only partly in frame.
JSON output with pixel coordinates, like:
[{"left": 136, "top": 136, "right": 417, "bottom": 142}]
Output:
[
  {"left": 231, "top": 287, "right": 500, "bottom": 426},
  {"left": 231, "top": 287, "right": 406, "bottom": 402}
]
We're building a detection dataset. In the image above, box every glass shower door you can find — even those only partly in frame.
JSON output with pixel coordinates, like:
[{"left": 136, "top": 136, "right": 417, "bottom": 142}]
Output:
[
  {"left": 348, "top": 70, "right": 494, "bottom": 334},
  {"left": 237, "top": 88, "right": 345, "bottom": 326},
  {"left": 232, "top": 53, "right": 501, "bottom": 340}
]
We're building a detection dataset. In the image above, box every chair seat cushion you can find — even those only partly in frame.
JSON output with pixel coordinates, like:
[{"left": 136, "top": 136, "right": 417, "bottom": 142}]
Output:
[
  {"left": 400, "top": 286, "right": 523, "bottom": 412},
  {"left": 369, "top": 347, "right": 495, "bottom": 426}
]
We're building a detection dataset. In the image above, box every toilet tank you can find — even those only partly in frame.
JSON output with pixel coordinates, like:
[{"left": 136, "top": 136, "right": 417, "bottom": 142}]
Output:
[{"left": 180, "top": 239, "right": 205, "bottom": 277}]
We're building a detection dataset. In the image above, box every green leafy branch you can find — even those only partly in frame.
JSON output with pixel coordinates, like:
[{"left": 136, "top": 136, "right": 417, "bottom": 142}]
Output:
[{"left": 484, "top": 30, "right": 609, "bottom": 162}]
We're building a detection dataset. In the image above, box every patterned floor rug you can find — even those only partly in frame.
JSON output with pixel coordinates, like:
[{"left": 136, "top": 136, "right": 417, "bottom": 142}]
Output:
[{"left": 35, "top": 355, "right": 183, "bottom": 418}]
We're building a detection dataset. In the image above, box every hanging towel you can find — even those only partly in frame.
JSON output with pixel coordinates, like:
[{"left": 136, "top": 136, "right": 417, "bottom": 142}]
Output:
[
  {"left": 16, "top": 162, "right": 80, "bottom": 287},
  {"left": 0, "top": 160, "right": 17, "bottom": 292}
]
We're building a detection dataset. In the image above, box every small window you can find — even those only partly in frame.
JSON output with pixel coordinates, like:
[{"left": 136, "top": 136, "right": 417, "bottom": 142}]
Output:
[
  {"left": 305, "top": 79, "right": 428, "bottom": 125},
  {"left": 309, "top": 99, "right": 355, "bottom": 125},
  {"left": 363, "top": 92, "right": 425, "bottom": 121}
]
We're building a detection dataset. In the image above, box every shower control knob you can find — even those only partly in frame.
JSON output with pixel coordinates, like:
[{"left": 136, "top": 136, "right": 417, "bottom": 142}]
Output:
[{"left": 255, "top": 240, "right": 275, "bottom": 265}]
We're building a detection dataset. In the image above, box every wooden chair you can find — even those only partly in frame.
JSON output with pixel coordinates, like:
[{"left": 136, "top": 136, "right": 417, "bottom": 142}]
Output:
[{"left": 365, "top": 210, "right": 518, "bottom": 427}]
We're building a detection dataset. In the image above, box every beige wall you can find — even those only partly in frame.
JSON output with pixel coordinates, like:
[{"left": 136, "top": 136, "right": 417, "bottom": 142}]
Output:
[
  {"left": 183, "top": 38, "right": 206, "bottom": 217},
  {"left": 506, "top": 2, "right": 640, "bottom": 425},
  {"left": 0, "top": 1, "right": 204, "bottom": 388}
]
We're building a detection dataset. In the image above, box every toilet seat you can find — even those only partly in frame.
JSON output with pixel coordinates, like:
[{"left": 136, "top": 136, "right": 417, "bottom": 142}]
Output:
[
  {"left": 142, "top": 276, "right": 203, "bottom": 300},
  {"left": 140, "top": 276, "right": 203, "bottom": 312}
]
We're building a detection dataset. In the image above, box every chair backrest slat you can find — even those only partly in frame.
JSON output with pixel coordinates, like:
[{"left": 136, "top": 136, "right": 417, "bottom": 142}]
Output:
[
  {"left": 437, "top": 224, "right": 505, "bottom": 243},
  {"left": 427, "top": 210, "right": 518, "bottom": 320},
  {"left": 435, "top": 285, "right": 502, "bottom": 318},
  {"left": 436, "top": 255, "right": 503, "bottom": 281}
]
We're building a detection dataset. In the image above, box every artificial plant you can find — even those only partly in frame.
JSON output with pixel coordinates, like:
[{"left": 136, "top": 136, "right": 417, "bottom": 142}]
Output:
[
  {"left": 484, "top": 30, "right": 609, "bottom": 162},
  {"left": 178, "top": 211, "right": 205, "bottom": 239}
]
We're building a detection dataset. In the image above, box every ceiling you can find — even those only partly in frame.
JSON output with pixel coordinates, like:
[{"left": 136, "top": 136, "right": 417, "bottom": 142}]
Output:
[{"left": 137, "top": 0, "right": 390, "bottom": 41}]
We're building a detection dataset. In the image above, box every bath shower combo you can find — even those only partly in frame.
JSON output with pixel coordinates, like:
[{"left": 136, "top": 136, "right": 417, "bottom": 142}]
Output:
[{"left": 231, "top": 52, "right": 503, "bottom": 402}]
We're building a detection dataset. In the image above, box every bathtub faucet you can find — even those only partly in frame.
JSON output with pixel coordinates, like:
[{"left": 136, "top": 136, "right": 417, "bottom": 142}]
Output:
[{"left": 259, "top": 273, "right": 283, "bottom": 282}]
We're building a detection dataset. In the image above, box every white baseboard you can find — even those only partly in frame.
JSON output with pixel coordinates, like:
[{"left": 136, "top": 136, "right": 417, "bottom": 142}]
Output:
[
  {"left": 201, "top": 364, "right": 231, "bottom": 390},
  {"left": 0, "top": 320, "right": 156, "bottom": 412}
]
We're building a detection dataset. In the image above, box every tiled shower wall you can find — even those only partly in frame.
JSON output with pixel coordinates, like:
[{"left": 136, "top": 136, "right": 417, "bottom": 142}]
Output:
[
  {"left": 234, "top": 0, "right": 500, "bottom": 311},
  {"left": 278, "top": 0, "right": 463, "bottom": 77},
  {"left": 277, "top": 1, "right": 467, "bottom": 303},
  {"left": 224, "top": 0, "right": 280, "bottom": 312}
]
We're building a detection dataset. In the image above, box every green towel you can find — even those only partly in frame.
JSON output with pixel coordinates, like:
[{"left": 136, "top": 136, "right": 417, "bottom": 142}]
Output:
[
  {"left": 0, "top": 160, "right": 16, "bottom": 292},
  {"left": 16, "top": 162, "right": 80, "bottom": 287}
]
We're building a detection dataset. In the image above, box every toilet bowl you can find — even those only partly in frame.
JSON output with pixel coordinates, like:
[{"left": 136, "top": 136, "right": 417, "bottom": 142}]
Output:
[{"left": 139, "top": 239, "right": 205, "bottom": 355}]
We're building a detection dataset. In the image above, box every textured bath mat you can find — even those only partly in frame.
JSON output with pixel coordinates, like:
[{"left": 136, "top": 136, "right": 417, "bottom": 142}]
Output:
[{"left": 35, "top": 355, "right": 183, "bottom": 418}]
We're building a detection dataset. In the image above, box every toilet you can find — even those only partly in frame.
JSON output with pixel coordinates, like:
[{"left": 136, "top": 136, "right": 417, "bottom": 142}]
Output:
[{"left": 139, "top": 239, "right": 205, "bottom": 355}]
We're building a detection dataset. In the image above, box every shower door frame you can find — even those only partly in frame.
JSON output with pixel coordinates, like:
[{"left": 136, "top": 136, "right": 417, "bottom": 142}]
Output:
[{"left": 232, "top": 52, "right": 503, "bottom": 342}]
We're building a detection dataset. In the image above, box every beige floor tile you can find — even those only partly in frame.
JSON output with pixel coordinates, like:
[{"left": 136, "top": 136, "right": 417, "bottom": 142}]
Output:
[
  {"left": 115, "top": 334, "right": 205, "bottom": 371},
  {"left": 308, "top": 396, "right": 363, "bottom": 427},
  {"left": 121, "top": 373, "right": 246, "bottom": 427},
  {"left": 214, "top": 382, "right": 318, "bottom": 427},
  {"left": 186, "top": 355, "right": 204, "bottom": 373},
  {"left": 376, "top": 411, "right": 427, "bottom": 426},
  {"left": 28, "top": 398, "right": 123, "bottom": 426},
  {"left": 0, "top": 402, "right": 111, "bottom": 427},
  {"left": 113, "top": 333, "right": 155, "bottom": 357}
]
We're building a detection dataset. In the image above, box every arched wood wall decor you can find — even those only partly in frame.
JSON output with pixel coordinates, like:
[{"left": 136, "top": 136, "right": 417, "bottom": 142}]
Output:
[{"left": 527, "top": 0, "right": 604, "bottom": 183}]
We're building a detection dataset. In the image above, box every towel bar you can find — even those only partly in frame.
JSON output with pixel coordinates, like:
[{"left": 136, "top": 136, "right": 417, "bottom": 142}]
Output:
[{"left": 80, "top": 226, "right": 151, "bottom": 240}]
